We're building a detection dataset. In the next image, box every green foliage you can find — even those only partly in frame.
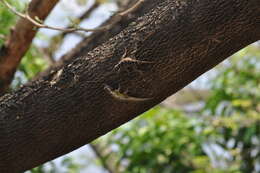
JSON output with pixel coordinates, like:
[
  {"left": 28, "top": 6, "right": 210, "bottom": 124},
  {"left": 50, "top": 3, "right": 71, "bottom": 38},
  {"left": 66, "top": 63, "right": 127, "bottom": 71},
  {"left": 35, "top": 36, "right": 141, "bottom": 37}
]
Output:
[
  {"left": 96, "top": 45, "right": 260, "bottom": 173},
  {"left": 0, "top": 0, "right": 25, "bottom": 44},
  {"left": 11, "top": 46, "right": 48, "bottom": 89},
  {"left": 100, "top": 108, "right": 213, "bottom": 173},
  {"left": 74, "top": 0, "right": 88, "bottom": 6},
  {"left": 19, "top": 46, "right": 48, "bottom": 79},
  {"left": 203, "top": 46, "right": 260, "bottom": 172},
  {"left": 27, "top": 157, "right": 83, "bottom": 173},
  {"left": 0, "top": 0, "right": 48, "bottom": 88},
  {"left": 61, "top": 157, "right": 84, "bottom": 173},
  {"left": 26, "top": 45, "right": 258, "bottom": 173},
  {"left": 29, "top": 162, "right": 57, "bottom": 173},
  {"left": 206, "top": 47, "right": 260, "bottom": 115},
  {"left": 0, "top": 1, "right": 48, "bottom": 88}
]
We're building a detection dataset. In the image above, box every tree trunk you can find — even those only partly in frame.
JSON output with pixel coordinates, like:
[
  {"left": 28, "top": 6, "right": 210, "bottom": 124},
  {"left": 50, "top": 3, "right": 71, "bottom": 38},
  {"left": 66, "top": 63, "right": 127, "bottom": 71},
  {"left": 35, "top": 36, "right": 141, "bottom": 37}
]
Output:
[{"left": 0, "top": 0, "right": 259, "bottom": 172}]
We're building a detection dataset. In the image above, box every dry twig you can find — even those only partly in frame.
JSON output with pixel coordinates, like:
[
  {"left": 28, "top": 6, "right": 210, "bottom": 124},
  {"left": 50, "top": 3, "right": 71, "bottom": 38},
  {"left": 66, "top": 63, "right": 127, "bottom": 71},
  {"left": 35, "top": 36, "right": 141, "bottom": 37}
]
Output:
[
  {"left": 119, "top": 0, "right": 145, "bottom": 16},
  {"left": 1, "top": 0, "right": 145, "bottom": 33},
  {"left": 0, "top": 0, "right": 59, "bottom": 94}
]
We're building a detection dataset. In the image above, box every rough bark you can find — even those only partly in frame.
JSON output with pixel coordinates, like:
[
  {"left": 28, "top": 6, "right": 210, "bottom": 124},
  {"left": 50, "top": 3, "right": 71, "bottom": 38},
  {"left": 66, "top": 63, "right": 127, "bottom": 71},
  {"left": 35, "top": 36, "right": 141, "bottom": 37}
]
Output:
[
  {"left": 38, "top": 0, "right": 160, "bottom": 79},
  {"left": 0, "top": 0, "right": 259, "bottom": 172},
  {"left": 0, "top": 0, "right": 59, "bottom": 94}
]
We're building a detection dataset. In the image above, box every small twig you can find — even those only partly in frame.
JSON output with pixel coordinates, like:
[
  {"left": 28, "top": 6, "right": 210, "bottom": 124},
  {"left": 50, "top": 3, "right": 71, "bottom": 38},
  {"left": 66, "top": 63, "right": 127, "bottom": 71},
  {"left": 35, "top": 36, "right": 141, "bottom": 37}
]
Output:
[
  {"left": 119, "top": 0, "right": 145, "bottom": 16},
  {"left": 0, "top": 0, "right": 109, "bottom": 33},
  {"left": 1, "top": 0, "right": 145, "bottom": 33}
]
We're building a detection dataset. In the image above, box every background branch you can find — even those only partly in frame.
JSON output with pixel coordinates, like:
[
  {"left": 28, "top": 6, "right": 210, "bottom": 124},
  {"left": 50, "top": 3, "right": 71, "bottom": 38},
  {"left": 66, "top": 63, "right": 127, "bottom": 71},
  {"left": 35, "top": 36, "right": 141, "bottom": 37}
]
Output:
[
  {"left": 1, "top": 0, "right": 145, "bottom": 33},
  {"left": 0, "top": 0, "right": 59, "bottom": 94},
  {"left": 36, "top": 0, "right": 158, "bottom": 81}
]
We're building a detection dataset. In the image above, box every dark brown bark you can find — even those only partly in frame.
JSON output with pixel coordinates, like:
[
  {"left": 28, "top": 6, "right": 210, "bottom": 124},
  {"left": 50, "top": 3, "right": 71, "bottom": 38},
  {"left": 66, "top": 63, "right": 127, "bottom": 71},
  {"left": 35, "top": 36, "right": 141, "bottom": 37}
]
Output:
[
  {"left": 0, "top": 0, "right": 259, "bottom": 172},
  {"left": 37, "top": 0, "right": 160, "bottom": 80},
  {"left": 0, "top": 0, "right": 59, "bottom": 94}
]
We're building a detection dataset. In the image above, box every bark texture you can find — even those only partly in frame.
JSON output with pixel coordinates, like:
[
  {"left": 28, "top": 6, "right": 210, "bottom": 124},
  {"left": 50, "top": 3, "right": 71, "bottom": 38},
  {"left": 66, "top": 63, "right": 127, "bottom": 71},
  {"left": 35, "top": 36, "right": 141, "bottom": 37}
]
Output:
[
  {"left": 38, "top": 0, "right": 160, "bottom": 79},
  {"left": 0, "top": 0, "right": 259, "bottom": 172},
  {"left": 0, "top": 0, "right": 59, "bottom": 94}
]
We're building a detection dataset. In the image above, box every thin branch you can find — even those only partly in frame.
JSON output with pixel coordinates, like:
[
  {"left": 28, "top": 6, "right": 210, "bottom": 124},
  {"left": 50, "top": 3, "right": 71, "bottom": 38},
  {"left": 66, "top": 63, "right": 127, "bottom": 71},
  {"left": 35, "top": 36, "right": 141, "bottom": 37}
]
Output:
[
  {"left": 1, "top": 0, "right": 145, "bottom": 33},
  {"left": 119, "top": 0, "right": 145, "bottom": 16},
  {"left": 34, "top": 0, "right": 151, "bottom": 81},
  {"left": 0, "top": 0, "right": 59, "bottom": 94},
  {"left": 0, "top": 0, "right": 109, "bottom": 33},
  {"left": 44, "top": 0, "right": 101, "bottom": 60}
]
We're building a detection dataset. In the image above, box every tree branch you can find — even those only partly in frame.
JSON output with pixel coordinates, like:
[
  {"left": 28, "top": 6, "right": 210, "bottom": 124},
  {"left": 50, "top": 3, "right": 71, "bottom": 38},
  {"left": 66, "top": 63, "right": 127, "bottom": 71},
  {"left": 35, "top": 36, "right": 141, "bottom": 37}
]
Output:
[
  {"left": 37, "top": 0, "right": 102, "bottom": 65},
  {"left": 118, "top": 0, "right": 145, "bottom": 16},
  {"left": 0, "top": 0, "right": 259, "bottom": 172},
  {"left": 0, "top": 0, "right": 59, "bottom": 94},
  {"left": 36, "top": 0, "right": 158, "bottom": 80},
  {"left": 1, "top": 0, "right": 146, "bottom": 34},
  {"left": 0, "top": 0, "right": 110, "bottom": 33},
  {"left": 89, "top": 143, "right": 115, "bottom": 173}
]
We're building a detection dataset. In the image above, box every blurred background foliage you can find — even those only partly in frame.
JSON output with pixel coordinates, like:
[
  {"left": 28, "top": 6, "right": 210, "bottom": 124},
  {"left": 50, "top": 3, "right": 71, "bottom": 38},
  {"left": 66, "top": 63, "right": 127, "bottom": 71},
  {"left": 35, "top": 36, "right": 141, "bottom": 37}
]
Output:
[
  {"left": 95, "top": 48, "right": 260, "bottom": 173},
  {"left": 0, "top": 0, "right": 24, "bottom": 44},
  {"left": 0, "top": 0, "right": 259, "bottom": 172}
]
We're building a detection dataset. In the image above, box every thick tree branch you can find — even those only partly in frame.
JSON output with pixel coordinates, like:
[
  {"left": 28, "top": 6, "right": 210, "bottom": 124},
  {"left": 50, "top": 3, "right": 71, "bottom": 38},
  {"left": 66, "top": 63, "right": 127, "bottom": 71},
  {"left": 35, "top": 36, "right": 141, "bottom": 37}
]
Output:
[
  {"left": 0, "top": 0, "right": 59, "bottom": 94},
  {"left": 0, "top": 0, "right": 259, "bottom": 172}
]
